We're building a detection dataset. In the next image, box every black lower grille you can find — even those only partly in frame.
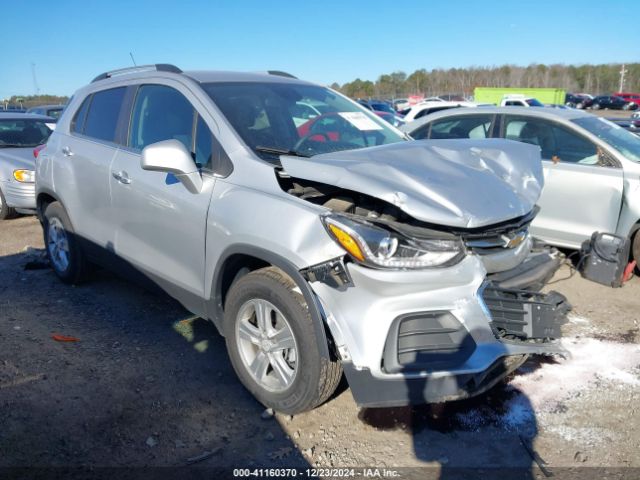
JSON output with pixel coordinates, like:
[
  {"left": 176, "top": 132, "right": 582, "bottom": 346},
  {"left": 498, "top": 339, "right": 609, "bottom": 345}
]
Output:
[
  {"left": 383, "top": 312, "right": 476, "bottom": 373},
  {"left": 482, "top": 285, "right": 570, "bottom": 340}
]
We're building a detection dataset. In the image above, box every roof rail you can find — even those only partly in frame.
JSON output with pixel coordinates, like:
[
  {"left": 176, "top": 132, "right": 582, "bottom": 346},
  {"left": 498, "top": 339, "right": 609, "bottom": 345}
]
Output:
[
  {"left": 91, "top": 64, "right": 183, "bottom": 83},
  {"left": 267, "top": 70, "right": 297, "bottom": 79}
]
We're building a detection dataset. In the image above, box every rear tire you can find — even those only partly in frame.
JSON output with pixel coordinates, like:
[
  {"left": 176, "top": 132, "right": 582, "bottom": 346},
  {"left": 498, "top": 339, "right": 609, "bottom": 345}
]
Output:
[
  {"left": 43, "top": 201, "right": 90, "bottom": 284},
  {"left": 224, "top": 267, "right": 342, "bottom": 414},
  {"left": 592, "top": 103, "right": 601, "bottom": 110},
  {"left": 0, "top": 188, "right": 17, "bottom": 220}
]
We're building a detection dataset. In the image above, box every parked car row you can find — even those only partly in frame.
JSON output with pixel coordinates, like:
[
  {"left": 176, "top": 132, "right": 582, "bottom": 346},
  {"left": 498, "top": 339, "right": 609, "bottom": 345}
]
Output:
[{"left": 22, "top": 64, "right": 572, "bottom": 414}]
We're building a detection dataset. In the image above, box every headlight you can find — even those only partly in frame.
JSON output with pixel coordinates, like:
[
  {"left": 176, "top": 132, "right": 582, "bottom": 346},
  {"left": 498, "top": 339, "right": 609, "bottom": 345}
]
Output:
[
  {"left": 322, "top": 214, "right": 464, "bottom": 269},
  {"left": 13, "top": 169, "right": 35, "bottom": 183}
]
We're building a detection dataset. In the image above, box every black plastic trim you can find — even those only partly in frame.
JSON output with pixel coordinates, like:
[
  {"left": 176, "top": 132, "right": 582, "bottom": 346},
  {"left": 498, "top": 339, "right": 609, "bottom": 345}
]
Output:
[{"left": 382, "top": 311, "right": 476, "bottom": 374}]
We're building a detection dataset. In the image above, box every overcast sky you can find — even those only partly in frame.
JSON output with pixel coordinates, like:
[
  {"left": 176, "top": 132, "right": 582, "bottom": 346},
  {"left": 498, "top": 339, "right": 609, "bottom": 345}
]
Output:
[{"left": 1, "top": 0, "right": 638, "bottom": 98}]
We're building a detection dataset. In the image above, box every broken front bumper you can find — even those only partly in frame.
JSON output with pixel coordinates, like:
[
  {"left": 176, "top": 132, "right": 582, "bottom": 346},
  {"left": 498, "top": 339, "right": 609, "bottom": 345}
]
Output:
[{"left": 309, "top": 250, "right": 569, "bottom": 408}]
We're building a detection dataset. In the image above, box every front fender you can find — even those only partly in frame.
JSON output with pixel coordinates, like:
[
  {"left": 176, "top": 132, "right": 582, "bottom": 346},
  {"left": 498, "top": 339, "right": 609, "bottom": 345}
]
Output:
[{"left": 206, "top": 243, "right": 333, "bottom": 360}]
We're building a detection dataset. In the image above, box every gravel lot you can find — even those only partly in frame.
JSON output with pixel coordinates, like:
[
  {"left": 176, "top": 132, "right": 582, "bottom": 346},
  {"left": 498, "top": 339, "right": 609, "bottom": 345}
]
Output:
[{"left": 1, "top": 210, "right": 639, "bottom": 477}]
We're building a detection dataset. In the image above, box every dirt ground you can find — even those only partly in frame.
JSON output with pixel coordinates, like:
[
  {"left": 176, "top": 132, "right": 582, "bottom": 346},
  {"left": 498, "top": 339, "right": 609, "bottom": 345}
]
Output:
[{"left": 1, "top": 216, "right": 639, "bottom": 478}]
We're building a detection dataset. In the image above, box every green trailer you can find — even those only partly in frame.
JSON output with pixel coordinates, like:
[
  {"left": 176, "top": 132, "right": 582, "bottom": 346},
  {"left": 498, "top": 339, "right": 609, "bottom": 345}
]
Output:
[{"left": 474, "top": 87, "right": 566, "bottom": 105}]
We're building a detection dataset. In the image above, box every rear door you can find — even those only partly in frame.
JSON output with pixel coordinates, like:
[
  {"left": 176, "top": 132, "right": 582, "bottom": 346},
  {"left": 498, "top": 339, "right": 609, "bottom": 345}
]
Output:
[
  {"left": 110, "top": 82, "right": 219, "bottom": 312},
  {"left": 61, "top": 87, "right": 127, "bottom": 249},
  {"left": 409, "top": 113, "right": 496, "bottom": 140},
  {"left": 501, "top": 115, "right": 624, "bottom": 248}
]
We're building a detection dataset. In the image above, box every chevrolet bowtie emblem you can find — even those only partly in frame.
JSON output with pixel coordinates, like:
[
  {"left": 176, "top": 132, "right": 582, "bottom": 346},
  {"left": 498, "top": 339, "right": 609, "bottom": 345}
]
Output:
[{"left": 502, "top": 232, "right": 526, "bottom": 248}]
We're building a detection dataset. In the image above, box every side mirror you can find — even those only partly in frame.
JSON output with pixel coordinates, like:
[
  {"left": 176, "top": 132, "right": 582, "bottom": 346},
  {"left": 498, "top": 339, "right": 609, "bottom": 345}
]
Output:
[{"left": 141, "top": 139, "right": 203, "bottom": 194}]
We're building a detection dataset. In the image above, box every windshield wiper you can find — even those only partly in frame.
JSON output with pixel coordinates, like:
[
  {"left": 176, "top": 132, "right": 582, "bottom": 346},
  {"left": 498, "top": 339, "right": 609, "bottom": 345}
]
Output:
[{"left": 255, "top": 146, "right": 309, "bottom": 158}]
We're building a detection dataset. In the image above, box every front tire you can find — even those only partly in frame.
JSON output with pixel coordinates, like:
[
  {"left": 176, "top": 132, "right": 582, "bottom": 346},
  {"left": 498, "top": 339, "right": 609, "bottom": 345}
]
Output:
[
  {"left": 224, "top": 267, "right": 342, "bottom": 414},
  {"left": 592, "top": 103, "right": 601, "bottom": 110},
  {"left": 0, "top": 188, "right": 17, "bottom": 220},
  {"left": 43, "top": 201, "right": 90, "bottom": 284}
]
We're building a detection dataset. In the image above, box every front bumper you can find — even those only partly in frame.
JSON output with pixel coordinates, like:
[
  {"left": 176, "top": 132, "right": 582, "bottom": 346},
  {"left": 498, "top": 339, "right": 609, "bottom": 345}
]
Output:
[
  {"left": 309, "top": 250, "right": 568, "bottom": 408},
  {"left": 1, "top": 180, "right": 36, "bottom": 210}
]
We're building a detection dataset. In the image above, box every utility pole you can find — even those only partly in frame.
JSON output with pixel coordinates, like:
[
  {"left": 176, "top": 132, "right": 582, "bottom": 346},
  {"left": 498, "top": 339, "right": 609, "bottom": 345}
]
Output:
[
  {"left": 619, "top": 64, "right": 627, "bottom": 93},
  {"left": 31, "top": 63, "right": 40, "bottom": 95}
]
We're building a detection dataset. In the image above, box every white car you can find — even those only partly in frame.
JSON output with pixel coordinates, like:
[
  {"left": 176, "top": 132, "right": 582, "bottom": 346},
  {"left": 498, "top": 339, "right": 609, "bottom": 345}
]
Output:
[
  {"left": 500, "top": 94, "right": 544, "bottom": 107},
  {"left": 403, "top": 101, "right": 483, "bottom": 122}
]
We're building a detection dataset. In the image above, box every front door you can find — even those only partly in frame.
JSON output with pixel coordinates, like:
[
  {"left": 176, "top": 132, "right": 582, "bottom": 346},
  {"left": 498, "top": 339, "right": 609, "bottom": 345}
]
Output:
[
  {"left": 502, "top": 115, "right": 624, "bottom": 248},
  {"left": 110, "top": 83, "right": 218, "bottom": 312}
]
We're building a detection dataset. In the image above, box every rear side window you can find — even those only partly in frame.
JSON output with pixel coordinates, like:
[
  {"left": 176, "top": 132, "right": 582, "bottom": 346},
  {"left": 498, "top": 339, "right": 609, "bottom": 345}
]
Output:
[
  {"left": 71, "top": 96, "right": 92, "bottom": 134},
  {"left": 429, "top": 115, "right": 494, "bottom": 139},
  {"left": 128, "top": 85, "right": 195, "bottom": 151},
  {"left": 82, "top": 87, "right": 126, "bottom": 142}
]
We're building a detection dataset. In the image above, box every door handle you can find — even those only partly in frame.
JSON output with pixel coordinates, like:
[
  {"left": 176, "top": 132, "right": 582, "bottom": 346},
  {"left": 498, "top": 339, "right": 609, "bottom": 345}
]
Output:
[
  {"left": 112, "top": 171, "right": 131, "bottom": 185},
  {"left": 62, "top": 146, "right": 73, "bottom": 157}
]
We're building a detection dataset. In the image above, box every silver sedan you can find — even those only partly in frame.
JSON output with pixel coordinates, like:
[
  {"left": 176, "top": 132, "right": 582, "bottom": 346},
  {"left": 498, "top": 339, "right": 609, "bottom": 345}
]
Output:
[
  {"left": 0, "top": 113, "right": 53, "bottom": 219},
  {"left": 401, "top": 107, "right": 640, "bottom": 263}
]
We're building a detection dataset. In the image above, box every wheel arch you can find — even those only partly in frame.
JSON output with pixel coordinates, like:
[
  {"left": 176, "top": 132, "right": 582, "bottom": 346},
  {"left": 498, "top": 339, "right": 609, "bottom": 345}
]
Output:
[
  {"left": 208, "top": 244, "right": 332, "bottom": 359},
  {"left": 36, "top": 188, "right": 62, "bottom": 222}
]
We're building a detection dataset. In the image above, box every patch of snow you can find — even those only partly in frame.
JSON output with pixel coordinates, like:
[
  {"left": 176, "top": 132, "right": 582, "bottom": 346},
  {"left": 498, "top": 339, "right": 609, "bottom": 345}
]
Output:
[
  {"left": 510, "top": 337, "right": 640, "bottom": 412},
  {"left": 453, "top": 334, "right": 640, "bottom": 443},
  {"left": 567, "top": 314, "right": 590, "bottom": 324}
]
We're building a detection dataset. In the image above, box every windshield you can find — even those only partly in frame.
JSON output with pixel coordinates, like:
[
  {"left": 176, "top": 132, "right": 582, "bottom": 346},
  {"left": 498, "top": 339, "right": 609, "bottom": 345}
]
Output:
[
  {"left": 526, "top": 98, "right": 544, "bottom": 107},
  {"left": 0, "top": 119, "right": 52, "bottom": 147},
  {"left": 572, "top": 116, "right": 640, "bottom": 163},
  {"left": 203, "top": 82, "right": 404, "bottom": 159}
]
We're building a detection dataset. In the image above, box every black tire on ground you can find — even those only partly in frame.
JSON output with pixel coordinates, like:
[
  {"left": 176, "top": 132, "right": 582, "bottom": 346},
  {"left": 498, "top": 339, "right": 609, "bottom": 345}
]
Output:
[
  {"left": 43, "top": 201, "right": 90, "bottom": 284},
  {"left": 0, "top": 187, "right": 17, "bottom": 220},
  {"left": 224, "top": 266, "right": 342, "bottom": 414},
  {"left": 632, "top": 229, "right": 640, "bottom": 268},
  {"left": 592, "top": 103, "right": 601, "bottom": 110}
]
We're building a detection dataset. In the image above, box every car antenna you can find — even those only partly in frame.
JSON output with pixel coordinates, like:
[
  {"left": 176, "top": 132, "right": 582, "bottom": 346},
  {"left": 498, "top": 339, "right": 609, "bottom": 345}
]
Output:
[{"left": 129, "top": 52, "right": 137, "bottom": 67}]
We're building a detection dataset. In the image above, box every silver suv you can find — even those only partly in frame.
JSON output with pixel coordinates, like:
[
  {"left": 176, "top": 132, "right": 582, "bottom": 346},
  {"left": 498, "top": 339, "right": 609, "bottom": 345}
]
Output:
[{"left": 36, "top": 65, "right": 568, "bottom": 413}]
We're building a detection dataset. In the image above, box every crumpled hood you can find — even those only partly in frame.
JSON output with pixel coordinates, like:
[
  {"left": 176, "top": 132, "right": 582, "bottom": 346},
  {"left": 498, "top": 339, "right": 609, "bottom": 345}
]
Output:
[{"left": 281, "top": 139, "right": 543, "bottom": 229}]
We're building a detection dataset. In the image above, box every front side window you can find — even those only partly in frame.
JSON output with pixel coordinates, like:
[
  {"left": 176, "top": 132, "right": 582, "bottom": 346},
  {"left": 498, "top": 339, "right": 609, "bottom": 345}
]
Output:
[
  {"left": 129, "top": 85, "right": 195, "bottom": 151},
  {"left": 572, "top": 116, "right": 640, "bottom": 163},
  {"left": 202, "top": 82, "right": 404, "bottom": 160},
  {"left": 83, "top": 87, "right": 126, "bottom": 142},
  {"left": 504, "top": 116, "right": 598, "bottom": 164},
  {"left": 194, "top": 114, "right": 213, "bottom": 169},
  {"left": 0, "top": 119, "right": 52, "bottom": 147}
]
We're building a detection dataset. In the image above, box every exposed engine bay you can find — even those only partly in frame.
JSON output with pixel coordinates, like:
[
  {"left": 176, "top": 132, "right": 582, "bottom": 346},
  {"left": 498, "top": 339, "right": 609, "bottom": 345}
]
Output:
[{"left": 278, "top": 172, "right": 571, "bottom": 345}]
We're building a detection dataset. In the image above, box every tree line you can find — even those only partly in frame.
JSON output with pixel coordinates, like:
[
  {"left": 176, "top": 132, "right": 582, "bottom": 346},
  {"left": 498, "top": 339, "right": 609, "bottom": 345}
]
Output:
[
  {"left": 334, "top": 63, "right": 640, "bottom": 99},
  {"left": 3, "top": 94, "right": 69, "bottom": 109}
]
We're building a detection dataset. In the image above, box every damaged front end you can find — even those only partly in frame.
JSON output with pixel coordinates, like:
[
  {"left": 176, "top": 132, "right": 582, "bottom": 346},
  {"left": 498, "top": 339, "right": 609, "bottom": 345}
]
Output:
[{"left": 280, "top": 140, "right": 570, "bottom": 407}]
